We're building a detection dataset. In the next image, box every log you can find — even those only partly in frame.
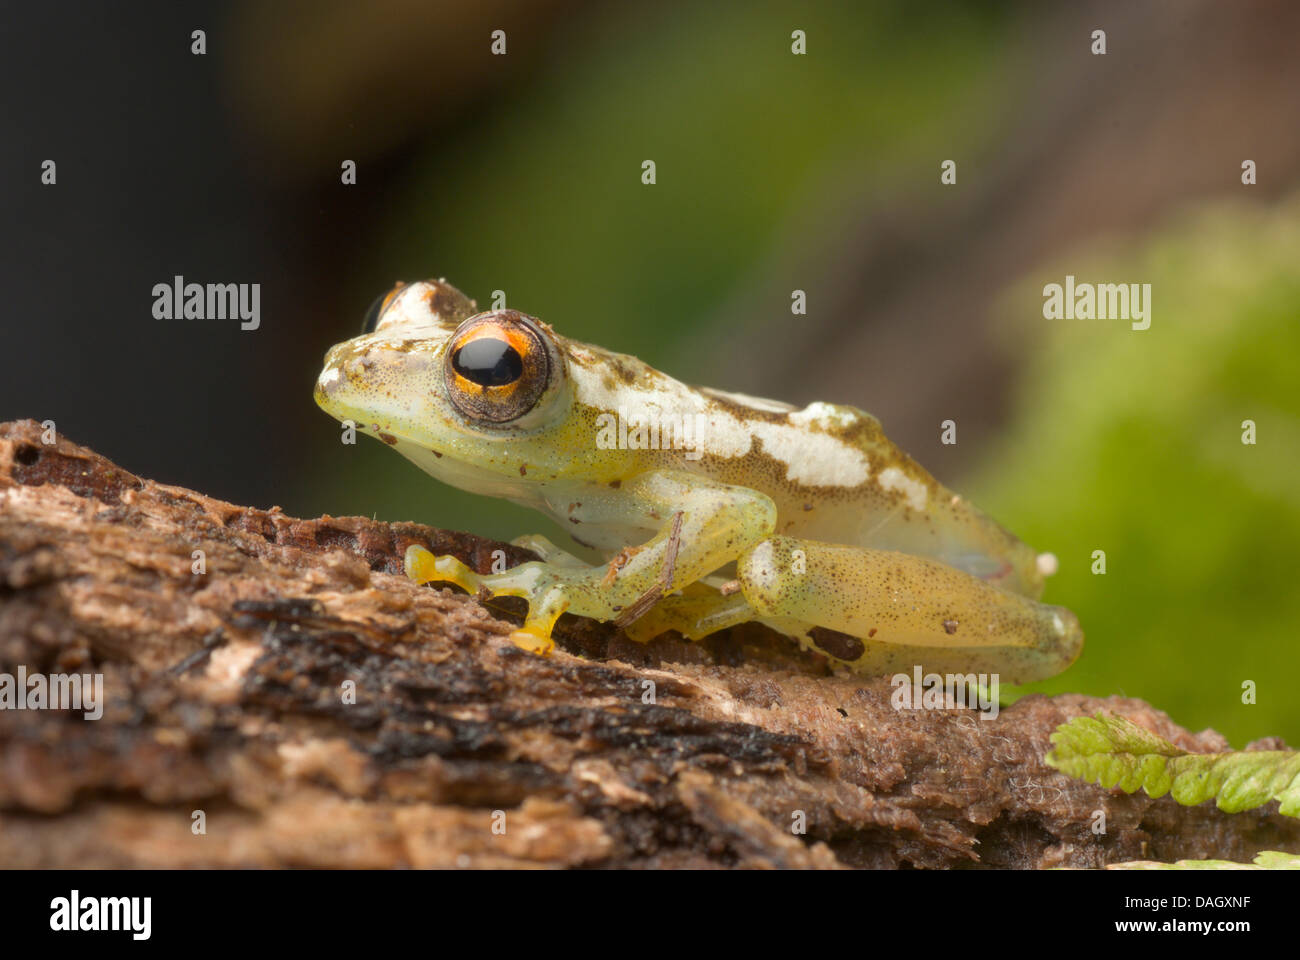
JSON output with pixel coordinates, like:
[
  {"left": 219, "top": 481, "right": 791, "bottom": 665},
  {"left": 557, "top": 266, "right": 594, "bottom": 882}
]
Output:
[{"left": 0, "top": 418, "right": 1295, "bottom": 868}]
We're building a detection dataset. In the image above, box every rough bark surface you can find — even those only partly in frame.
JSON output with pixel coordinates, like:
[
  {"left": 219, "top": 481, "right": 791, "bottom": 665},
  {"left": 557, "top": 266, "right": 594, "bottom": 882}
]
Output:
[{"left": 0, "top": 419, "right": 1295, "bottom": 869}]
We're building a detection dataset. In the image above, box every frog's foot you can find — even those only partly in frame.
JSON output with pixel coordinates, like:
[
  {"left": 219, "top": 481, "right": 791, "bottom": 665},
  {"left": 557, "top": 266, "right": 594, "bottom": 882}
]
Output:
[
  {"left": 405, "top": 544, "right": 564, "bottom": 655},
  {"left": 621, "top": 583, "right": 757, "bottom": 644},
  {"left": 735, "top": 536, "right": 1084, "bottom": 685}
]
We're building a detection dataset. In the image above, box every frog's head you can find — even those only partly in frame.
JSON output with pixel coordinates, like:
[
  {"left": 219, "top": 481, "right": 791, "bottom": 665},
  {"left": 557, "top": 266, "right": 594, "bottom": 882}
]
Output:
[{"left": 314, "top": 279, "right": 584, "bottom": 499}]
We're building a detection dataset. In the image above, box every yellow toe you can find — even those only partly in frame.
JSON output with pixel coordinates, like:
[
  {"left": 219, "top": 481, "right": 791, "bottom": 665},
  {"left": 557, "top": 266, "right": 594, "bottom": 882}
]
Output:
[{"left": 509, "top": 626, "right": 555, "bottom": 656}]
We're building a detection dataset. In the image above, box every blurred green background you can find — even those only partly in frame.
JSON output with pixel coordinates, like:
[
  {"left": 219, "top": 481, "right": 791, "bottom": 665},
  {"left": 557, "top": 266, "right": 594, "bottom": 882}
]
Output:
[
  {"left": 972, "top": 198, "right": 1300, "bottom": 744},
  {"left": 228, "top": 0, "right": 1297, "bottom": 748}
]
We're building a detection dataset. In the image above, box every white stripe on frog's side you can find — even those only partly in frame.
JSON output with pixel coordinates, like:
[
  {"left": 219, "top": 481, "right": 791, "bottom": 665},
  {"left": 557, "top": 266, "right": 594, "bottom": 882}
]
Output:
[
  {"left": 877, "top": 466, "right": 928, "bottom": 512},
  {"left": 566, "top": 349, "right": 875, "bottom": 489},
  {"left": 790, "top": 402, "right": 860, "bottom": 429},
  {"left": 566, "top": 357, "right": 751, "bottom": 458},
  {"left": 750, "top": 421, "right": 871, "bottom": 487}
]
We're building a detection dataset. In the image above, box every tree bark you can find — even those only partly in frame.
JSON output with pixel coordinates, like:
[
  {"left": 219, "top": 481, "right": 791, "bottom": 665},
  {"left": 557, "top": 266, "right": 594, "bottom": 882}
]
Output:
[{"left": 0, "top": 418, "right": 1295, "bottom": 868}]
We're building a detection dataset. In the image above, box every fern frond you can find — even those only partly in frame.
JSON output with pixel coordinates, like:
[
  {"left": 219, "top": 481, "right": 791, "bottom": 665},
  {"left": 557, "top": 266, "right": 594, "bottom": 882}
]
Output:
[{"left": 1045, "top": 713, "right": 1300, "bottom": 816}]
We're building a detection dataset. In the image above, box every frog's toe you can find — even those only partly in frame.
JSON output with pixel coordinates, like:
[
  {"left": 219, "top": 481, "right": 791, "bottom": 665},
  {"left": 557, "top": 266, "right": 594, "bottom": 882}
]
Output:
[
  {"left": 508, "top": 624, "right": 556, "bottom": 656},
  {"left": 404, "top": 543, "right": 441, "bottom": 582},
  {"left": 404, "top": 544, "right": 480, "bottom": 592}
]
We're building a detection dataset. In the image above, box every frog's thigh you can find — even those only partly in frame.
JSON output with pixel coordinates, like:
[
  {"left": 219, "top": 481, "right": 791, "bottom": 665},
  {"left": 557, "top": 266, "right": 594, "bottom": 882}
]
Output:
[{"left": 736, "top": 537, "right": 1084, "bottom": 684}]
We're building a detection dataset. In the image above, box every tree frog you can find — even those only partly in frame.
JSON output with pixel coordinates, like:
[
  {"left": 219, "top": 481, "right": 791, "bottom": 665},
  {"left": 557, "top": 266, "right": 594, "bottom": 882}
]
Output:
[{"left": 315, "top": 279, "right": 1083, "bottom": 683}]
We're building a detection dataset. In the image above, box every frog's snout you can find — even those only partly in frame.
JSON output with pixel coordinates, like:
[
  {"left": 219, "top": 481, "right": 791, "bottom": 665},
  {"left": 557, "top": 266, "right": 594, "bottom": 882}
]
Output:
[
  {"left": 314, "top": 340, "right": 372, "bottom": 412},
  {"left": 314, "top": 356, "right": 345, "bottom": 412}
]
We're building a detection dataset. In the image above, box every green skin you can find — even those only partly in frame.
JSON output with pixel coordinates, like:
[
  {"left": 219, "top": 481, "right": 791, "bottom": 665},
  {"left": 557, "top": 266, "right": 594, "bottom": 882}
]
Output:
[{"left": 315, "top": 279, "right": 1083, "bottom": 683}]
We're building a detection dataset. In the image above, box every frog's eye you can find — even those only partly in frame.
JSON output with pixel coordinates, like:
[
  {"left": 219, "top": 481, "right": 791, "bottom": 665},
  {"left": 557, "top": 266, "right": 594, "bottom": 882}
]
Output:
[
  {"left": 361, "top": 282, "right": 407, "bottom": 334},
  {"left": 444, "top": 312, "right": 551, "bottom": 424}
]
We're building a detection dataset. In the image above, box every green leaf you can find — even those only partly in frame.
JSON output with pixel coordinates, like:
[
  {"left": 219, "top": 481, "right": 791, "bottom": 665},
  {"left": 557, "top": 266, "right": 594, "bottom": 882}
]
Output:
[
  {"left": 1108, "top": 850, "right": 1300, "bottom": 870},
  {"left": 1045, "top": 713, "right": 1300, "bottom": 816}
]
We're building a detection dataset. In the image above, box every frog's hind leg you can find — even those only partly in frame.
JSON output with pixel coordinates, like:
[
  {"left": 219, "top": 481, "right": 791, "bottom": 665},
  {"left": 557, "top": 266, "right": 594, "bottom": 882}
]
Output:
[{"left": 735, "top": 536, "right": 1083, "bottom": 685}]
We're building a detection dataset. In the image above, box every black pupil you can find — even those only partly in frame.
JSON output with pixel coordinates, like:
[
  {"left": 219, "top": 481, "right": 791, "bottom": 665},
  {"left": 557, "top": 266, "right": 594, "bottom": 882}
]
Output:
[{"left": 453, "top": 338, "right": 524, "bottom": 386}]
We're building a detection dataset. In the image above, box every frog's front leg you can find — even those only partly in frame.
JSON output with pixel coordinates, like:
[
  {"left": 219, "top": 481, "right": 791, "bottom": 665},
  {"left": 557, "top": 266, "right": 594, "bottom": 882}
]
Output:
[
  {"left": 735, "top": 536, "right": 1084, "bottom": 684},
  {"left": 405, "top": 471, "right": 776, "bottom": 655}
]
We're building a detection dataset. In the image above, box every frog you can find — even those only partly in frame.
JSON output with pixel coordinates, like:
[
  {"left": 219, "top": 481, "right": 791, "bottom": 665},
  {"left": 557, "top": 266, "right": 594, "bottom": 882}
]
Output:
[{"left": 314, "top": 278, "right": 1083, "bottom": 683}]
